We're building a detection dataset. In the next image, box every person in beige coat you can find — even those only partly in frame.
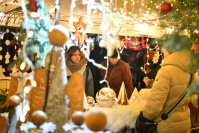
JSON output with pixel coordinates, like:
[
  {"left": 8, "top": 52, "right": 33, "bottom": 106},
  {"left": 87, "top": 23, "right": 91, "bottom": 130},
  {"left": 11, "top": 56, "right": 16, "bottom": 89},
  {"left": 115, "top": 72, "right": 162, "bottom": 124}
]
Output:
[{"left": 142, "top": 34, "right": 199, "bottom": 133}]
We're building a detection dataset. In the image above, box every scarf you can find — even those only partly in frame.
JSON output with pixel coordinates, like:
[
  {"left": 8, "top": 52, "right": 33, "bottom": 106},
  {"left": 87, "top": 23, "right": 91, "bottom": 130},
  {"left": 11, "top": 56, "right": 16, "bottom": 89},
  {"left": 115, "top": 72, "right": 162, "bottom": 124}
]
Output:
[{"left": 66, "top": 59, "right": 85, "bottom": 73}]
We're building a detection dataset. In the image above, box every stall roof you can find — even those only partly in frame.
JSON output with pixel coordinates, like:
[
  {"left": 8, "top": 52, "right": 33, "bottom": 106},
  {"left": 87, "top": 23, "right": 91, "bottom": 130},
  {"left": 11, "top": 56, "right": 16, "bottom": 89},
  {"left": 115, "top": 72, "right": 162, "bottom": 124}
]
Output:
[{"left": 0, "top": 0, "right": 168, "bottom": 37}]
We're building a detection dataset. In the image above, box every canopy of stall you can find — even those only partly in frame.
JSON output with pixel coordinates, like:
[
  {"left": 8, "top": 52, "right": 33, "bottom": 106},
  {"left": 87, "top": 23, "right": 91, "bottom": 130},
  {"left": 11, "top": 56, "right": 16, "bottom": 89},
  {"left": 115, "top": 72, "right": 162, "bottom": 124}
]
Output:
[{"left": 0, "top": 0, "right": 168, "bottom": 38}]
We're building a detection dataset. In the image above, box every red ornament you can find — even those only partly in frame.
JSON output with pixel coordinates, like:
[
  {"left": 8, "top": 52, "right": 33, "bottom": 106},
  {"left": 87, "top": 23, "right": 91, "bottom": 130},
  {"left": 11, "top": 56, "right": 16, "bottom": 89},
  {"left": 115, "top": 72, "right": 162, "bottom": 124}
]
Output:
[
  {"left": 159, "top": 2, "right": 172, "bottom": 14},
  {"left": 30, "top": 0, "right": 37, "bottom": 12}
]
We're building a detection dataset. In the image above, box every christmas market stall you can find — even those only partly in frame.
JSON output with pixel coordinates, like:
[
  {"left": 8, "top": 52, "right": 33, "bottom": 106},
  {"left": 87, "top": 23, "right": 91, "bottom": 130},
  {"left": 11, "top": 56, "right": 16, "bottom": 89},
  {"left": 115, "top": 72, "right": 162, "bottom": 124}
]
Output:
[{"left": 0, "top": 0, "right": 199, "bottom": 133}]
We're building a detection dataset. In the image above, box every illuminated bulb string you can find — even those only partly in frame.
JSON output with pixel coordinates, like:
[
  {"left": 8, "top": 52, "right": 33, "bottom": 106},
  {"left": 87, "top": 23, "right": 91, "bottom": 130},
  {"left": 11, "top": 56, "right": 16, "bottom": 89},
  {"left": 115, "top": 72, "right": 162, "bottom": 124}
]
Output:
[
  {"left": 100, "top": 57, "right": 110, "bottom": 88},
  {"left": 20, "top": 0, "right": 35, "bottom": 72},
  {"left": 81, "top": 44, "right": 111, "bottom": 88},
  {"left": 81, "top": 45, "right": 107, "bottom": 70},
  {"left": 19, "top": 0, "right": 37, "bottom": 122}
]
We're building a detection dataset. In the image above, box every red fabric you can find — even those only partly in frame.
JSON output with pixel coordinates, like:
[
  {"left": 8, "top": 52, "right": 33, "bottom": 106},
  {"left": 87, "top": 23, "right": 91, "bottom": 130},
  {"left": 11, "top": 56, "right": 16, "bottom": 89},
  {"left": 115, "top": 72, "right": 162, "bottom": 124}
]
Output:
[{"left": 30, "top": 0, "right": 37, "bottom": 12}]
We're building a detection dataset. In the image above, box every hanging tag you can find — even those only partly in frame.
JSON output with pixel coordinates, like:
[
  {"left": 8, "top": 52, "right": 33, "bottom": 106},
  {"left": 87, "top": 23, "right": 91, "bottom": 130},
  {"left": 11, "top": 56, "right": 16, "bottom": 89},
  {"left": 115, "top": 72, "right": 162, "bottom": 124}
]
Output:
[{"left": 0, "top": 65, "right": 5, "bottom": 77}]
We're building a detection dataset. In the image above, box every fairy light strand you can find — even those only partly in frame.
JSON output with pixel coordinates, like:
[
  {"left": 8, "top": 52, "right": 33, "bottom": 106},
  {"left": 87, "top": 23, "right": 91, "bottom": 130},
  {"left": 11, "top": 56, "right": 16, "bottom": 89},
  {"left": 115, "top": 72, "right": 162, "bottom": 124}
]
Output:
[{"left": 20, "top": 0, "right": 35, "bottom": 72}]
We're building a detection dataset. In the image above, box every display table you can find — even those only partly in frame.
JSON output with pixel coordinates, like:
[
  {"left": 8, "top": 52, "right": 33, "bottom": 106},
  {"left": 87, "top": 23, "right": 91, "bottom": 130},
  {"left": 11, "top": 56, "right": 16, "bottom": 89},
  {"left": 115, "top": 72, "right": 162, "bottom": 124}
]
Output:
[
  {"left": 20, "top": 89, "right": 151, "bottom": 133},
  {"left": 89, "top": 88, "right": 151, "bottom": 132}
]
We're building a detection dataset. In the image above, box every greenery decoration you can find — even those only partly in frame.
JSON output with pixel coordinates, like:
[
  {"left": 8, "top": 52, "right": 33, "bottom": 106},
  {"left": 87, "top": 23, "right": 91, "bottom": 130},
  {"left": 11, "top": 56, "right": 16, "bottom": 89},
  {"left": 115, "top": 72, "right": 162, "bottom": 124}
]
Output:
[
  {"left": 9, "top": 0, "right": 53, "bottom": 70},
  {"left": 147, "top": 1, "right": 199, "bottom": 43}
]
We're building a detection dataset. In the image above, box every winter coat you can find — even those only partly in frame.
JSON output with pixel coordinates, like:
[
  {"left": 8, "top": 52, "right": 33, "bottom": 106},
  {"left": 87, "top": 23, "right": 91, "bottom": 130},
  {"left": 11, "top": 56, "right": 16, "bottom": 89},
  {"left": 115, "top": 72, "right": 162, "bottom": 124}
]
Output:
[
  {"left": 66, "top": 64, "right": 94, "bottom": 97},
  {"left": 100, "top": 60, "right": 133, "bottom": 99},
  {"left": 143, "top": 49, "right": 198, "bottom": 133}
]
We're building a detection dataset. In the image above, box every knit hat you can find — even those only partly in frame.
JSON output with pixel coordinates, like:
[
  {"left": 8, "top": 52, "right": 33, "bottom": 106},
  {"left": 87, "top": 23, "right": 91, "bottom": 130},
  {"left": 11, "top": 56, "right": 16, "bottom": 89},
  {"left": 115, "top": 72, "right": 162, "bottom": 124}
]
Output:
[{"left": 162, "top": 32, "right": 192, "bottom": 53}]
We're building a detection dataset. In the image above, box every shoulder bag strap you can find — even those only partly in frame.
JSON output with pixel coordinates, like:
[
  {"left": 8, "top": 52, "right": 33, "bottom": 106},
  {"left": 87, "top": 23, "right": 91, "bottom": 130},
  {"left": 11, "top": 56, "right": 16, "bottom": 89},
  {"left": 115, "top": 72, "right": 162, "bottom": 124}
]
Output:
[{"left": 161, "top": 73, "right": 193, "bottom": 120}]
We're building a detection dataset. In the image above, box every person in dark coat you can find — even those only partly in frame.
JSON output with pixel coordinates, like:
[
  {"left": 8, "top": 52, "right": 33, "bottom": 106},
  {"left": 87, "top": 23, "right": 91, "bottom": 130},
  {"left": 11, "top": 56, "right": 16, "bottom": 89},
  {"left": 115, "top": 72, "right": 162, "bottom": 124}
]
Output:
[
  {"left": 100, "top": 49, "right": 133, "bottom": 99},
  {"left": 88, "top": 40, "right": 107, "bottom": 97}
]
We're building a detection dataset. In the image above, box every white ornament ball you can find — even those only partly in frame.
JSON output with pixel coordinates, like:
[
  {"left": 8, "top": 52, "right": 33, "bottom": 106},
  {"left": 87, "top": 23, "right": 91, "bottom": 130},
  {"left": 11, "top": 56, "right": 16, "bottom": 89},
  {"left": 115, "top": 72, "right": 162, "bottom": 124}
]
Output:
[
  {"left": 9, "top": 95, "right": 21, "bottom": 106},
  {"left": 96, "top": 87, "right": 116, "bottom": 107},
  {"left": 48, "top": 25, "right": 69, "bottom": 46}
]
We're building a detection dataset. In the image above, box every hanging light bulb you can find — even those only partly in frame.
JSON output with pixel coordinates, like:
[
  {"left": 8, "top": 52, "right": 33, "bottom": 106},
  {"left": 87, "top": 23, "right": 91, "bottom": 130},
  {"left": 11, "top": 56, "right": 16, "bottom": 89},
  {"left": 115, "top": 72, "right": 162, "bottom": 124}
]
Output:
[
  {"left": 0, "top": 8, "right": 4, "bottom": 17},
  {"left": 0, "top": 11, "right": 4, "bottom": 17},
  {"left": 31, "top": 80, "right": 37, "bottom": 87}
]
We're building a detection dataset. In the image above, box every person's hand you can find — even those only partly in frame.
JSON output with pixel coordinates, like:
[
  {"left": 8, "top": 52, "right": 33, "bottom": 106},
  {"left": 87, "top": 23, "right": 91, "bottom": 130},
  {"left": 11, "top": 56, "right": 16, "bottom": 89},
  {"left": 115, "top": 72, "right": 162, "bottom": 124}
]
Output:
[{"left": 143, "top": 77, "right": 151, "bottom": 87}]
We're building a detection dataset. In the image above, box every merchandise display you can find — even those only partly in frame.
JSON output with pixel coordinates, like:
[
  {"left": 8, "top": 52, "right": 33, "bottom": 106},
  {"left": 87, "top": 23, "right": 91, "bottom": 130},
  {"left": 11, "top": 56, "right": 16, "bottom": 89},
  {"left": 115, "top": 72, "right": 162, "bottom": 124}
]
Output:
[{"left": 0, "top": 0, "right": 199, "bottom": 133}]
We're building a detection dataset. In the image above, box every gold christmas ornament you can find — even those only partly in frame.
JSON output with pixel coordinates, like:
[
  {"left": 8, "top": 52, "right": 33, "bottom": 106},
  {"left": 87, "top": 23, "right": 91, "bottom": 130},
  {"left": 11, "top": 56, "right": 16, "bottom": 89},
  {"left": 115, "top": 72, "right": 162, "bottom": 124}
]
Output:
[
  {"left": 84, "top": 109, "right": 107, "bottom": 132},
  {"left": 86, "top": 96, "right": 95, "bottom": 107},
  {"left": 32, "top": 110, "right": 47, "bottom": 127},
  {"left": 16, "top": 92, "right": 24, "bottom": 101},
  {"left": 9, "top": 95, "right": 22, "bottom": 106},
  {"left": 17, "top": 61, "right": 31, "bottom": 73},
  {"left": 48, "top": 25, "right": 69, "bottom": 46},
  {"left": 71, "top": 111, "right": 85, "bottom": 126},
  {"left": 96, "top": 87, "right": 116, "bottom": 107}
]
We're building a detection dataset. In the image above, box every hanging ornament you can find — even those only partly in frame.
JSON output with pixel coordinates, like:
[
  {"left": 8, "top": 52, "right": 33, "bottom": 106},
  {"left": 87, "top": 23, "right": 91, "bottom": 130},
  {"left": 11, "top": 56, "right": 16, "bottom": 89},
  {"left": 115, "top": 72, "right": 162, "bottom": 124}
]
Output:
[
  {"left": 99, "top": 19, "right": 122, "bottom": 56},
  {"left": 11, "top": 64, "right": 21, "bottom": 74},
  {"left": 36, "top": 51, "right": 40, "bottom": 59},
  {"left": 152, "top": 51, "right": 160, "bottom": 64},
  {"left": 5, "top": 52, "right": 10, "bottom": 64},
  {"left": 30, "top": 0, "right": 37, "bottom": 12},
  {"left": 73, "top": 16, "right": 88, "bottom": 45},
  {"left": 18, "top": 48, "right": 22, "bottom": 54},
  {"left": 13, "top": 54, "right": 17, "bottom": 60},
  {"left": 48, "top": 25, "right": 69, "bottom": 46},
  {"left": 17, "top": 61, "right": 31, "bottom": 73},
  {"left": 9, "top": 95, "right": 22, "bottom": 106},
  {"left": 13, "top": 0, "right": 18, "bottom": 3},
  {"left": 0, "top": 46, "right": 2, "bottom": 51},
  {"left": 0, "top": 55, "right": 2, "bottom": 60},
  {"left": 6, "top": 29, "right": 9, "bottom": 33},
  {"left": 0, "top": 65, "right": 5, "bottom": 77},
  {"left": 21, "top": 41, "right": 24, "bottom": 45},
  {"left": 5, "top": 40, "right": 10, "bottom": 46},
  {"left": 159, "top": 2, "right": 172, "bottom": 14}
]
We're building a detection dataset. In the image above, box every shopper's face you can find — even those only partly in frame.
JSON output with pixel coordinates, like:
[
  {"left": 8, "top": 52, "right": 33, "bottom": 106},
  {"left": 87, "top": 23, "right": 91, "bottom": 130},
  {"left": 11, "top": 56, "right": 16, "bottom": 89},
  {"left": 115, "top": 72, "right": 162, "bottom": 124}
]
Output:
[
  {"left": 109, "top": 58, "right": 119, "bottom": 65},
  {"left": 71, "top": 50, "right": 81, "bottom": 64}
]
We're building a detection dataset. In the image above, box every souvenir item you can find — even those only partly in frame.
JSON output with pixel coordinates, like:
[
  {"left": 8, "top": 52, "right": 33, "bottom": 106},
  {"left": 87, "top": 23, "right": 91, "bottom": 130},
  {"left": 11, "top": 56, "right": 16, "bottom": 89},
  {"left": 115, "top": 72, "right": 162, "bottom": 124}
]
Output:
[{"left": 96, "top": 87, "right": 116, "bottom": 107}]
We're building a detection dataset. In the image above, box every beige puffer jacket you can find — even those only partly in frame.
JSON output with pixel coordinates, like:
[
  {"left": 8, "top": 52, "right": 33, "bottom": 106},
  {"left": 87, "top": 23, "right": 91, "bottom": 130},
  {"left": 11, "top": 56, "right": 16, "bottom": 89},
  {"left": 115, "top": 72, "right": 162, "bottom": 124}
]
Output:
[{"left": 143, "top": 49, "right": 198, "bottom": 133}]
